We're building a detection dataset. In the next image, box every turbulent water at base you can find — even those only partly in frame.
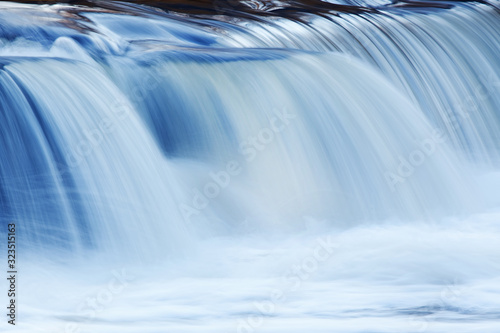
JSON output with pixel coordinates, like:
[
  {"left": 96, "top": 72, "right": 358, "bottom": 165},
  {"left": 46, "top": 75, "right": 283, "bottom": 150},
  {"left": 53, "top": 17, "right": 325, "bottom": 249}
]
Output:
[{"left": 1, "top": 1, "right": 500, "bottom": 332}]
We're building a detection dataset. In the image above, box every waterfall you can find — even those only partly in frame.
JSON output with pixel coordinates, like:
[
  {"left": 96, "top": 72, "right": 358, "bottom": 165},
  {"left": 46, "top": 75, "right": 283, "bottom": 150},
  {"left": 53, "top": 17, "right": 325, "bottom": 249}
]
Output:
[
  {"left": 1, "top": 58, "right": 192, "bottom": 258},
  {"left": 1, "top": 1, "right": 500, "bottom": 332},
  {"left": 215, "top": 2, "right": 500, "bottom": 162},
  {"left": 1, "top": 40, "right": 477, "bottom": 256}
]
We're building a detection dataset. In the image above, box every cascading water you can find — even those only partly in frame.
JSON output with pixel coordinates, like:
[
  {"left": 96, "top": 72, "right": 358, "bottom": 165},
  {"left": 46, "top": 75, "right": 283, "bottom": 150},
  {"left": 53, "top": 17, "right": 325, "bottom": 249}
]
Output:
[
  {"left": 1, "top": 1, "right": 500, "bottom": 332},
  {"left": 217, "top": 2, "right": 500, "bottom": 161}
]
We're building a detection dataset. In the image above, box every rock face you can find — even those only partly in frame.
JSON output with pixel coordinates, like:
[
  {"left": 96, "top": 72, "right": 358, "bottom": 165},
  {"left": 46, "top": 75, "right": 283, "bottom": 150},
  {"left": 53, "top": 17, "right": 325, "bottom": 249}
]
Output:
[{"left": 11, "top": 0, "right": 376, "bottom": 17}]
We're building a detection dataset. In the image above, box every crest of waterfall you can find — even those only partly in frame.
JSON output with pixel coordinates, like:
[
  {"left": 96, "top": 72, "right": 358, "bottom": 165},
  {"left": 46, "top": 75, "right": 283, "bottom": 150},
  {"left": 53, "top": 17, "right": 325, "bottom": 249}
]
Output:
[{"left": 216, "top": 2, "right": 500, "bottom": 162}]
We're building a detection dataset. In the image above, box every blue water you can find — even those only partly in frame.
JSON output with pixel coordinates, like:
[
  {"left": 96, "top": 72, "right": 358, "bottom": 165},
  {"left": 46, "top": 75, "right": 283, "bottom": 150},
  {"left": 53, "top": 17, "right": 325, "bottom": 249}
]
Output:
[{"left": 1, "top": 1, "right": 500, "bottom": 332}]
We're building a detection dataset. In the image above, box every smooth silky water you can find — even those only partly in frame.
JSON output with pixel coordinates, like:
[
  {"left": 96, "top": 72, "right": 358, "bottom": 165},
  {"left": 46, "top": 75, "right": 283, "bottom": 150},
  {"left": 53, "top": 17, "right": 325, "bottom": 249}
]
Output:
[{"left": 1, "top": 1, "right": 500, "bottom": 332}]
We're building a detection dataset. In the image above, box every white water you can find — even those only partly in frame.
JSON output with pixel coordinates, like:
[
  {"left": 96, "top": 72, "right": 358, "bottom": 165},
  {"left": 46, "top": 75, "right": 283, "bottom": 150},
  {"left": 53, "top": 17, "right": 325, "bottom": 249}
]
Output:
[
  {"left": 220, "top": 2, "right": 500, "bottom": 162},
  {"left": 1, "top": 1, "right": 500, "bottom": 332}
]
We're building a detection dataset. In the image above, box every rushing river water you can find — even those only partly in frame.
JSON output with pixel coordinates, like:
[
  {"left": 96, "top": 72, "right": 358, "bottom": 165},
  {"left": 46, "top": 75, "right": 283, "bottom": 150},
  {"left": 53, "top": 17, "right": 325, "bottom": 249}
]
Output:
[{"left": 1, "top": 0, "right": 500, "bottom": 332}]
